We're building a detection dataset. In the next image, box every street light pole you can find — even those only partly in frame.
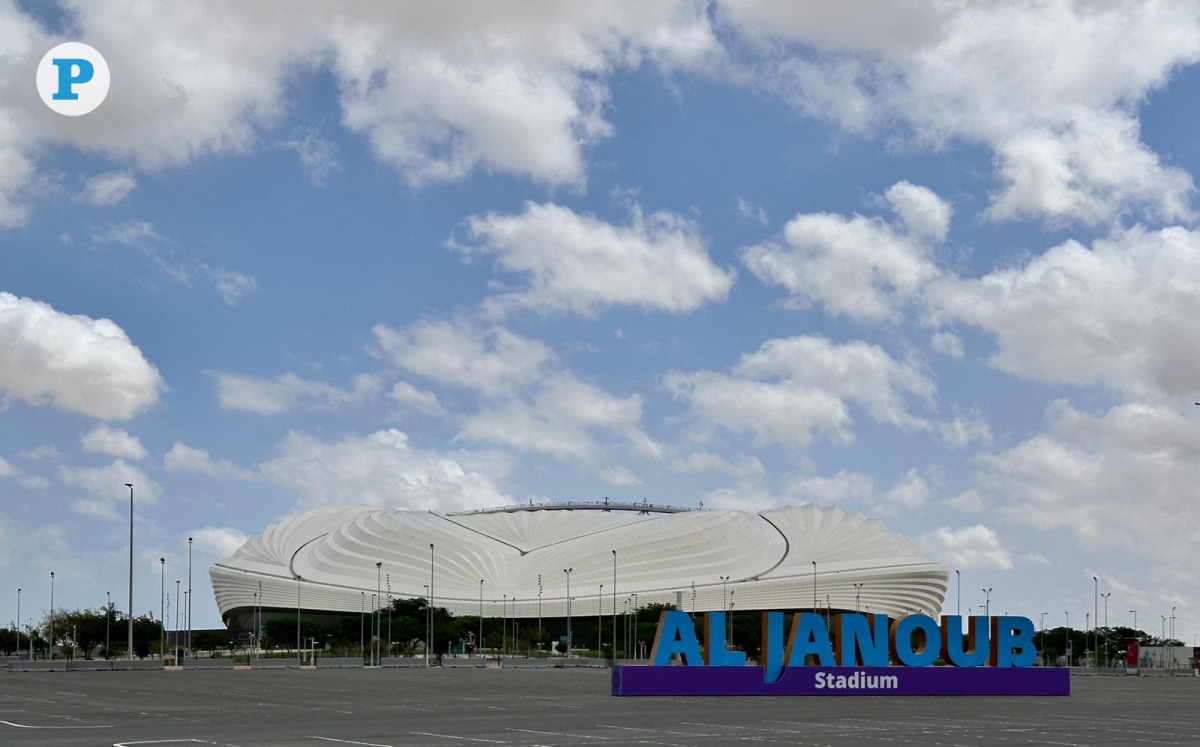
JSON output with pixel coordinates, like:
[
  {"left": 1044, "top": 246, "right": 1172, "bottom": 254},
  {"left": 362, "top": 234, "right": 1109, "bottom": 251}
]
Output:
[
  {"left": 598, "top": 584, "right": 603, "bottom": 656},
  {"left": 15, "top": 588, "right": 20, "bottom": 661},
  {"left": 611, "top": 550, "right": 617, "bottom": 664},
  {"left": 1092, "top": 576, "right": 1098, "bottom": 670},
  {"left": 106, "top": 590, "right": 111, "bottom": 659},
  {"left": 428, "top": 544, "right": 434, "bottom": 666},
  {"left": 1101, "top": 592, "right": 1111, "bottom": 668},
  {"left": 1039, "top": 612, "right": 1047, "bottom": 666},
  {"left": 853, "top": 582, "right": 864, "bottom": 613},
  {"left": 955, "top": 569, "right": 960, "bottom": 616},
  {"left": 159, "top": 558, "right": 165, "bottom": 660},
  {"left": 982, "top": 588, "right": 992, "bottom": 617},
  {"left": 125, "top": 483, "right": 134, "bottom": 660},
  {"left": 296, "top": 574, "right": 302, "bottom": 658},
  {"left": 564, "top": 568, "right": 572, "bottom": 658},
  {"left": 812, "top": 561, "right": 817, "bottom": 612},
  {"left": 1065, "top": 612, "right": 1070, "bottom": 666},
  {"left": 49, "top": 571, "right": 54, "bottom": 660},
  {"left": 720, "top": 575, "right": 730, "bottom": 620},
  {"left": 187, "top": 537, "right": 193, "bottom": 658},
  {"left": 478, "top": 579, "right": 483, "bottom": 657}
]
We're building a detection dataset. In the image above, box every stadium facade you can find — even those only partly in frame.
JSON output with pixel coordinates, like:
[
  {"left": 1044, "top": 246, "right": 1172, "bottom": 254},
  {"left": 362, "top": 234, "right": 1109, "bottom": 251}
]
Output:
[{"left": 211, "top": 502, "right": 948, "bottom": 633}]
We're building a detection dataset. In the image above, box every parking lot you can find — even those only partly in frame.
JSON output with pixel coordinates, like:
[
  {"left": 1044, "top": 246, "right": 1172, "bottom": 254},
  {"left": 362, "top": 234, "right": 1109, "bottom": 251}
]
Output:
[{"left": 2, "top": 669, "right": 1199, "bottom": 746}]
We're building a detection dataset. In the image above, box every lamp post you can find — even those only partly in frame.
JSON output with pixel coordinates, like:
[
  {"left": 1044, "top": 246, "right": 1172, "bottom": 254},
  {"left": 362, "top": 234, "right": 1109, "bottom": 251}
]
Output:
[
  {"left": 386, "top": 574, "right": 392, "bottom": 656},
  {"left": 159, "top": 557, "right": 165, "bottom": 660},
  {"left": 1131, "top": 609, "right": 1137, "bottom": 632},
  {"left": 1039, "top": 612, "right": 1047, "bottom": 666},
  {"left": 1170, "top": 606, "right": 1176, "bottom": 670},
  {"left": 981, "top": 588, "right": 992, "bottom": 617},
  {"left": 632, "top": 592, "right": 639, "bottom": 660},
  {"left": 359, "top": 591, "right": 364, "bottom": 661},
  {"left": 124, "top": 483, "right": 134, "bottom": 660},
  {"left": 15, "top": 588, "right": 20, "bottom": 661},
  {"left": 49, "top": 571, "right": 54, "bottom": 661},
  {"left": 720, "top": 575, "right": 730, "bottom": 620},
  {"left": 598, "top": 584, "right": 603, "bottom": 656},
  {"left": 174, "top": 580, "right": 180, "bottom": 659},
  {"left": 375, "top": 561, "right": 382, "bottom": 667},
  {"left": 812, "top": 561, "right": 817, "bottom": 612},
  {"left": 1161, "top": 615, "right": 1166, "bottom": 669},
  {"left": 428, "top": 544, "right": 435, "bottom": 666},
  {"left": 106, "top": 590, "right": 111, "bottom": 659},
  {"left": 563, "top": 568, "right": 572, "bottom": 658},
  {"left": 728, "top": 601, "right": 736, "bottom": 648},
  {"left": 502, "top": 593, "right": 507, "bottom": 655},
  {"left": 853, "top": 582, "right": 864, "bottom": 613},
  {"left": 295, "top": 574, "right": 302, "bottom": 658},
  {"left": 955, "top": 569, "right": 960, "bottom": 616},
  {"left": 478, "top": 579, "right": 484, "bottom": 657},
  {"left": 1101, "top": 593, "right": 1111, "bottom": 668},
  {"left": 1065, "top": 612, "right": 1070, "bottom": 666},
  {"left": 611, "top": 550, "right": 617, "bottom": 665},
  {"left": 187, "top": 536, "right": 192, "bottom": 658},
  {"left": 1092, "top": 576, "right": 1098, "bottom": 670}
]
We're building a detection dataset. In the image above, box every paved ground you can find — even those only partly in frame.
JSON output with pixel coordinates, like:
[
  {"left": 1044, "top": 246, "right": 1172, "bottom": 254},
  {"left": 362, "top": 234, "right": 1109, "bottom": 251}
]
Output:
[{"left": 1, "top": 669, "right": 1198, "bottom": 747}]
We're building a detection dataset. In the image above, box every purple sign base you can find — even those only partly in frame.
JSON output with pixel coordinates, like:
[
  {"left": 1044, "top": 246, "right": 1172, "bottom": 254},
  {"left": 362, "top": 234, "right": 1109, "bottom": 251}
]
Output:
[{"left": 611, "top": 665, "right": 1070, "bottom": 696}]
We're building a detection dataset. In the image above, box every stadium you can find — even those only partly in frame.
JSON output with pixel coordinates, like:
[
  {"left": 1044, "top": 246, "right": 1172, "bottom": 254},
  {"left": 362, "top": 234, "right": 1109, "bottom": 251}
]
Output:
[{"left": 211, "top": 502, "right": 949, "bottom": 638}]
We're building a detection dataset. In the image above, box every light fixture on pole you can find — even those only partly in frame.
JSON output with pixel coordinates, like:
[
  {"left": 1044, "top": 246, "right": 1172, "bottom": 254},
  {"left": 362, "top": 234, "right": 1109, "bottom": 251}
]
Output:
[
  {"left": 812, "top": 561, "right": 817, "bottom": 612},
  {"left": 187, "top": 537, "right": 193, "bottom": 658},
  {"left": 159, "top": 558, "right": 165, "bottom": 660},
  {"left": 295, "top": 574, "right": 302, "bottom": 657},
  {"left": 598, "top": 584, "right": 603, "bottom": 655},
  {"left": 1039, "top": 612, "right": 1047, "bottom": 667},
  {"left": 1092, "top": 576, "right": 1098, "bottom": 670},
  {"left": 982, "top": 587, "right": 992, "bottom": 617},
  {"left": 853, "top": 582, "right": 864, "bottom": 613},
  {"left": 174, "top": 580, "right": 180, "bottom": 658},
  {"left": 720, "top": 575, "right": 730, "bottom": 619},
  {"left": 1065, "top": 611, "right": 1070, "bottom": 666},
  {"left": 563, "top": 567, "right": 573, "bottom": 658},
  {"left": 502, "top": 593, "right": 507, "bottom": 655},
  {"left": 15, "top": 588, "right": 20, "bottom": 661},
  {"left": 375, "top": 561, "right": 382, "bottom": 667},
  {"left": 428, "top": 543, "right": 435, "bottom": 665},
  {"left": 359, "top": 591, "right": 364, "bottom": 661},
  {"left": 478, "top": 579, "right": 484, "bottom": 658},
  {"left": 125, "top": 483, "right": 134, "bottom": 660},
  {"left": 611, "top": 550, "right": 617, "bottom": 664},
  {"left": 1100, "top": 592, "right": 1111, "bottom": 668},
  {"left": 955, "top": 569, "right": 960, "bottom": 616},
  {"left": 49, "top": 571, "right": 55, "bottom": 661},
  {"left": 106, "top": 590, "right": 111, "bottom": 660}
]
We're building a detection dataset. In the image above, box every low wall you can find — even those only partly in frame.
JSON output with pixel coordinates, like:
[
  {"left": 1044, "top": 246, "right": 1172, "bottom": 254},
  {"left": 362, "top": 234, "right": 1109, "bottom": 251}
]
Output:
[
  {"left": 183, "top": 659, "right": 235, "bottom": 669},
  {"left": 501, "top": 658, "right": 556, "bottom": 668},
  {"left": 381, "top": 657, "right": 427, "bottom": 668},
  {"left": 251, "top": 658, "right": 301, "bottom": 669},
  {"left": 112, "top": 660, "right": 163, "bottom": 671},
  {"left": 66, "top": 660, "right": 113, "bottom": 671},
  {"left": 317, "top": 657, "right": 364, "bottom": 668},
  {"left": 442, "top": 658, "right": 486, "bottom": 668},
  {"left": 18, "top": 661, "right": 65, "bottom": 672}
]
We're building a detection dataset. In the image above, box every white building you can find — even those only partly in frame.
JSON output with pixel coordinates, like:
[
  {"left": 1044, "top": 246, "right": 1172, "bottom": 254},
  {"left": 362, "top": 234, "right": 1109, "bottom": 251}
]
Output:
[{"left": 211, "top": 502, "right": 948, "bottom": 632}]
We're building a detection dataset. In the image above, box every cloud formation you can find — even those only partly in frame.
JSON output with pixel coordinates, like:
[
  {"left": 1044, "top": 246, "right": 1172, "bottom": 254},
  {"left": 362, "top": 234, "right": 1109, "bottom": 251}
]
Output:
[{"left": 0, "top": 293, "right": 164, "bottom": 420}]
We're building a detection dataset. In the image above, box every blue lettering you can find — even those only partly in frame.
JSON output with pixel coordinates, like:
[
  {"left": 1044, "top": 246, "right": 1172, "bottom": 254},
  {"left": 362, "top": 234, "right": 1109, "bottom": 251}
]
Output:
[
  {"left": 786, "top": 612, "right": 836, "bottom": 667},
  {"left": 52, "top": 58, "right": 94, "bottom": 100},
  {"left": 649, "top": 610, "right": 703, "bottom": 666},
  {"left": 991, "top": 615, "right": 1037, "bottom": 667},
  {"left": 890, "top": 615, "right": 941, "bottom": 667}
]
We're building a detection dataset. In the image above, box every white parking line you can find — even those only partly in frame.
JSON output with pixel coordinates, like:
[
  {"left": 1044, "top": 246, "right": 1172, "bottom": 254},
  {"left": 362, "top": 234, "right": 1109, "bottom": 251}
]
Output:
[
  {"left": 0, "top": 719, "right": 113, "bottom": 729},
  {"left": 410, "top": 732, "right": 507, "bottom": 743},
  {"left": 308, "top": 737, "right": 392, "bottom": 747},
  {"left": 507, "top": 727, "right": 612, "bottom": 740}
]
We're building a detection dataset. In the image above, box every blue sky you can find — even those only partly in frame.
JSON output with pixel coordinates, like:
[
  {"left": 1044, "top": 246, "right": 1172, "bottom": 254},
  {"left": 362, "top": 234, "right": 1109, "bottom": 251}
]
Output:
[{"left": 3, "top": 1, "right": 1200, "bottom": 642}]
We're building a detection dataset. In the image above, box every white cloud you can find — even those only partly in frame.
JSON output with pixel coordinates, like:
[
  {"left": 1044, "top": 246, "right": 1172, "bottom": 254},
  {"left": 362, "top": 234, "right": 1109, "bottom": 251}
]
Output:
[
  {"left": 374, "top": 320, "right": 555, "bottom": 396},
  {"left": 670, "top": 451, "right": 765, "bottom": 479},
  {"left": 81, "top": 425, "right": 148, "bottom": 461},
  {"left": 187, "top": 526, "right": 250, "bottom": 560},
  {"left": 971, "top": 400, "right": 1200, "bottom": 562},
  {"left": 0, "top": 2, "right": 720, "bottom": 225},
  {"left": 742, "top": 181, "right": 946, "bottom": 321},
  {"left": 457, "top": 373, "right": 653, "bottom": 463},
  {"left": 92, "top": 220, "right": 258, "bottom": 306},
  {"left": 786, "top": 471, "right": 875, "bottom": 506},
  {"left": 163, "top": 442, "right": 256, "bottom": 481},
  {"left": 60, "top": 459, "right": 161, "bottom": 514},
  {"left": 260, "top": 429, "right": 511, "bottom": 511},
  {"left": 937, "top": 408, "right": 992, "bottom": 449},
  {"left": 666, "top": 335, "right": 934, "bottom": 447},
  {"left": 0, "top": 292, "right": 164, "bottom": 420},
  {"left": 459, "top": 201, "right": 734, "bottom": 316},
  {"left": 928, "top": 226, "right": 1200, "bottom": 401},
  {"left": 387, "top": 381, "right": 443, "bottom": 415},
  {"left": 282, "top": 131, "right": 341, "bottom": 186},
  {"left": 930, "top": 331, "right": 963, "bottom": 359},
  {"left": 19, "top": 445, "right": 60, "bottom": 461},
  {"left": 882, "top": 468, "right": 931, "bottom": 511},
  {"left": 724, "top": 2, "right": 1200, "bottom": 224},
  {"left": 82, "top": 171, "right": 137, "bottom": 205},
  {"left": 736, "top": 196, "right": 769, "bottom": 226},
  {"left": 211, "top": 372, "right": 382, "bottom": 415},
  {"left": 600, "top": 465, "right": 641, "bottom": 486},
  {"left": 0, "top": 456, "right": 18, "bottom": 477},
  {"left": 916, "top": 524, "right": 1014, "bottom": 571}
]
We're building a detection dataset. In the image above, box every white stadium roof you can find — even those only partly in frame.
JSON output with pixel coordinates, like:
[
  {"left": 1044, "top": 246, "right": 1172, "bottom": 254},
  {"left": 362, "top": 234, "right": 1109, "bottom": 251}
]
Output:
[{"left": 211, "top": 503, "right": 948, "bottom": 626}]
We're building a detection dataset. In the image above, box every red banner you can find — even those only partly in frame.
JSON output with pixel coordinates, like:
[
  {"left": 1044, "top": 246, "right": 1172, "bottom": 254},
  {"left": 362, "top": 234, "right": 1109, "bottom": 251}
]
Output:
[{"left": 1126, "top": 640, "right": 1139, "bottom": 668}]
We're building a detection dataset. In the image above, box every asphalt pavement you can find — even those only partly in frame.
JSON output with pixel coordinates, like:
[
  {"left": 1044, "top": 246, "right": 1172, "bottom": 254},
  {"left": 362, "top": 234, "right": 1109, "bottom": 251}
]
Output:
[{"left": 2, "top": 668, "right": 1198, "bottom": 746}]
